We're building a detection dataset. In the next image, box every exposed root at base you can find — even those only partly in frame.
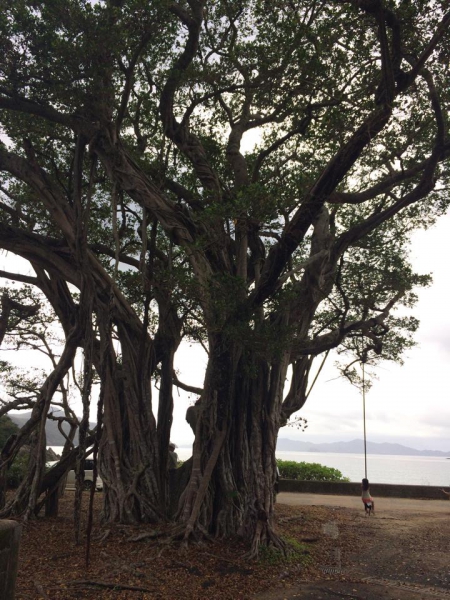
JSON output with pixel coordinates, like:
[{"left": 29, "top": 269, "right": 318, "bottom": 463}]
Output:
[
  {"left": 128, "top": 519, "right": 289, "bottom": 561},
  {"left": 248, "top": 524, "right": 288, "bottom": 560},
  {"left": 128, "top": 524, "right": 184, "bottom": 543},
  {"left": 68, "top": 579, "right": 155, "bottom": 593}
]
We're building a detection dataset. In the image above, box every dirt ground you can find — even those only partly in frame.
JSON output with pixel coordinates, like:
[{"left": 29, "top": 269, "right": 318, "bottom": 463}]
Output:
[
  {"left": 257, "top": 496, "right": 450, "bottom": 599},
  {"left": 14, "top": 493, "right": 450, "bottom": 599}
]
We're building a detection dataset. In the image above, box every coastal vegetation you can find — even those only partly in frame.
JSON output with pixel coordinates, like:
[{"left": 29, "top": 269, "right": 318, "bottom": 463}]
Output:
[
  {"left": 0, "top": 414, "right": 18, "bottom": 449},
  {"left": 277, "top": 460, "right": 349, "bottom": 482}
]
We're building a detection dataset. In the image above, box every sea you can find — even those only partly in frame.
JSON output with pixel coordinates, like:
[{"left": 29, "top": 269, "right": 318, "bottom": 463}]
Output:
[
  {"left": 49, "top": 447, "right": 450, "bottom": 487},
  {"left": 275, "top": 451, "right": 450, "bottom": 487}
]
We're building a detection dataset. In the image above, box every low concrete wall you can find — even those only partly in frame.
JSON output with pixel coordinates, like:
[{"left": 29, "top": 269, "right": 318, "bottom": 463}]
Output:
[
  {"left": 0, "top": 520, "right": 21, "bottom": 600},
  {"left": 279, "top": 479, "right": 448, "bottom": 500}
]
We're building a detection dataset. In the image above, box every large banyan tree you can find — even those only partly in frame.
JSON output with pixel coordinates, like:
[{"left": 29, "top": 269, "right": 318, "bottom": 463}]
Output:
[{"left": 0, "top": 0, "right": 449, "bottom": 552}]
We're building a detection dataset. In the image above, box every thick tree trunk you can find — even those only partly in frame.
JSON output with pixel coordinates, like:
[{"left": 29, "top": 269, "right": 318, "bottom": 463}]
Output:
[
  {"left": 97, "top": 313, "right": 161, "bottom": 523},
  {"left": 177, "top": 335, "right": 290, "bottom": 555},
  {"left": 156, "top": 344, "right": 176, "bottom": 512},
  {"left": 155, "top": 291, "right": 182, "bottom": 514}
]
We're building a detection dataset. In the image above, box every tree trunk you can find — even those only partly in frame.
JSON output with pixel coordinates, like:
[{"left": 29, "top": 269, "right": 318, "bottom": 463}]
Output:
[
  {"left": 0, "top": 324, "right": 82, "bottom": 519},
  {"left": 155, "top": 291, "right": 182, "bottom": 514},
  {"left": 44, "top": 488, "right": 59, "bottom": 517},
  {"left": 97, "top": 312, "right": 161, "bottom": 523},
  {"left": 177, "top": 334, "right": 290, "bottom": 555}
]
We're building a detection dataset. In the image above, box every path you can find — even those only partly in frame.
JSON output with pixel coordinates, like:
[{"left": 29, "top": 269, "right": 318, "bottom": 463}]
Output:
[
  {"left": 255, "top": 494, "right": 450, "bottom": 600},
  {"left": 277, "top": 491, "right": 450, "bottom": 513}
]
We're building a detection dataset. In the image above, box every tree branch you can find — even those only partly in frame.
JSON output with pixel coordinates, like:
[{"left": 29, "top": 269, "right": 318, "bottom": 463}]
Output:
[
  {"left": 0, "top": 147, "right": 76, "bottom": 244},
  {"left": 328, "top": 160, "right": 428, "bottom": 204},
  {"left": 0, "top": 93, "right": 91, "bottom": 135},
  {"left": 250, "top": 103, "right": 393, "bottom": 308},
  {"left": 160, "top": 1, "right": 221, "bottom": 195},
  {"left": 173, "top": 372, "right": 203, "bottom": 395},
  {"left": 292, "top": 292, "right": 403, "bottom": 357},
  {"left": 333, "top": 141, "right": 449, "bottom": 259},
  {"left": 0, "top": 270, "right": 38, "bottom": 286},
  {"left": 115, "top": 26, "right": 158, "bottom": 131}
]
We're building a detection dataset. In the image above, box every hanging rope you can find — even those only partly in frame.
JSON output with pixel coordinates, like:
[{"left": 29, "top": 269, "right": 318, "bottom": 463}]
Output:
[
  {"left": 112, "top": 183, "right": 120, "bottom": 280},
  {"left": 305, "top": 350, "right": 330, "bottom": 401},
  {"left": 362, "top": 360, "right": 367, "bottom": 479}
]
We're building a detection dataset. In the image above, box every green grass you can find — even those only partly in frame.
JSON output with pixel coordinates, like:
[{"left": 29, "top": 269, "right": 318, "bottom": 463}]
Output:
[{"left": 258, "top": 538, "right": 311, "bottom": 565}]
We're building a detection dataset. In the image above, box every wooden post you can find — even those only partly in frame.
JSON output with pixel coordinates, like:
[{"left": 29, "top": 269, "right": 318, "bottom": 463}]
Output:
[{"left": 0, "top": 520, "right": 22, "bottom": 600}]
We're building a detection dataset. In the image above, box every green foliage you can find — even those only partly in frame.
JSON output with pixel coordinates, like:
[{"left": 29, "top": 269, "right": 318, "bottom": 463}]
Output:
[
  {"left": 7, "top": 453, "right": 29, "bottom": 488},
  {"left": 259, "top": 538, "right": 311, "bottom": 566},
  {"left": 0, "top": 415, "right": 19, "bottom": 450},
  {"left": 0, "top": 417, "right": 29, "bottom": 489},
  {"left": 0, "top": 0, "right": 447, "bottom": 379},
  {"left": 277, "top": 460, "right": 349, "bottom": 482}
]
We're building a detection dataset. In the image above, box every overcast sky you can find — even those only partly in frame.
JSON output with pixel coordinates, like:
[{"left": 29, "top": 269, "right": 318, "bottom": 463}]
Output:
[{"left": 1, "top": 212, "right": 449, "bottom": 453}]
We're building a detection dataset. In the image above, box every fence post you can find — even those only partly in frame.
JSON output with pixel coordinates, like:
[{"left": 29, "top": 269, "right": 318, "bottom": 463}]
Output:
[{"left": 0, "top": 520, "right": 21, "bottom": 600}]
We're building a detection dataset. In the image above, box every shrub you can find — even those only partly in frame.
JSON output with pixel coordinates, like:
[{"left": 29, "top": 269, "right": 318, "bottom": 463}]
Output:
[
  {"left": 0, "top": 415, "right": 19, "bottom": 450},
  {"left": 7, "top": 453, "right": 29, "bottom": 488},
  {"left": 276, "top": 459, "right": 349, "bottom": 482}
]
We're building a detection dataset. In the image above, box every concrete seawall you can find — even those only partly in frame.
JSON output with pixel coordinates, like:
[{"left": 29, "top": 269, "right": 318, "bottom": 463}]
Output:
[{"left": 279, "top": 479, "right": 448, "bottom": 499}]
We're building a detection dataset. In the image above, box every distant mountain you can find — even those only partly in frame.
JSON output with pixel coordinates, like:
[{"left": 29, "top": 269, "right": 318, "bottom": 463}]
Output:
[
  {"left": 9, "top": 412, "right": 95, "bottom": 446},
  {"left": 276, "top": 437, "right": 450, "bottom": 457},
  {"left": 8, "top": 412, "right": 448, "bottom": 457}
]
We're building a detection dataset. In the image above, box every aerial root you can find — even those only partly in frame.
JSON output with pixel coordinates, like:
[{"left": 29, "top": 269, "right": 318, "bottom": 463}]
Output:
[
  {"left": 127, "top": 524, "right": 184, "bottom": 543},
  {"left": 248, "top": 525, "right": 288, "bottom": 560}
]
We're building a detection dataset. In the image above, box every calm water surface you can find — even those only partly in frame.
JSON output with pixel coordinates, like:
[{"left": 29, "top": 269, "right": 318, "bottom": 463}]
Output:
[
  {"left": 50, "top": 446, "right": 450, "bottom": 486},
  {"left": 275, "top": 450, "right": 450, "bottom": 486}
]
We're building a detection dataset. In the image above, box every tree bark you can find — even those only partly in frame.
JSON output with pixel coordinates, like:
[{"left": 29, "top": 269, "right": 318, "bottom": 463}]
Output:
[
  {"left": 0, "top": 323, "right": 82, "bottom": 519},
  {"left": 177, "top": 334, "right": 290, "bottom": 554},
  {"left": 97, "top": 308, "right": 161, "bottom": 523}
]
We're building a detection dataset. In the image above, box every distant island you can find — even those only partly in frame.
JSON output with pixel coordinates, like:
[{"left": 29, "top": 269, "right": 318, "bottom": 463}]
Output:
[
  {"left": 9, "top": 412, "right": 94, "bottom": 446},
  {"left": 277, "top": 438, "right": 450, "bottom": 457},
  {"left": 8, "top": 412, "right": 449, "bottom": 458}
]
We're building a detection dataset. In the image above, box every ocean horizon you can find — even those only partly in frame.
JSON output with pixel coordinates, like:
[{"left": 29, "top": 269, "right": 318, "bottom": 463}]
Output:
[
  {"left": 275, "top": 450, "right": 450, "bottom": 486},
  {"left": 48, "top": 446, "right": 450, "bottom": 487}
]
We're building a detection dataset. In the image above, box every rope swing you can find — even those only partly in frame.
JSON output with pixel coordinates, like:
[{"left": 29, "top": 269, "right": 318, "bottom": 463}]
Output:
[
  {"left": 360, "top": 351, "right": 374, "bottom": 515},
  {"left": 362, "top": 359, "right": 368, "bottom": 480}
]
